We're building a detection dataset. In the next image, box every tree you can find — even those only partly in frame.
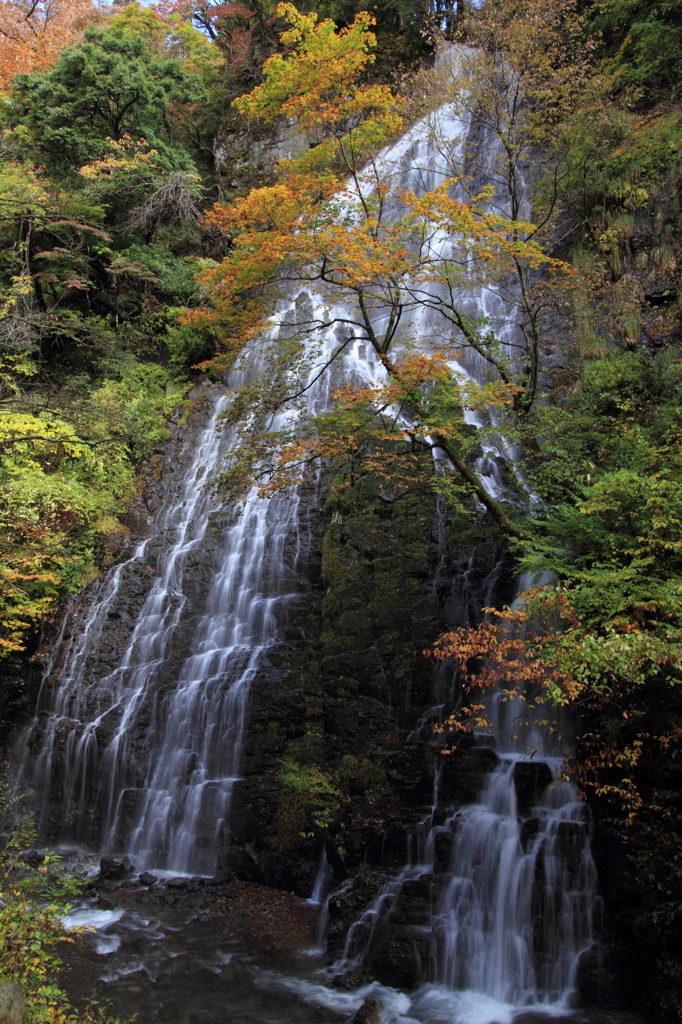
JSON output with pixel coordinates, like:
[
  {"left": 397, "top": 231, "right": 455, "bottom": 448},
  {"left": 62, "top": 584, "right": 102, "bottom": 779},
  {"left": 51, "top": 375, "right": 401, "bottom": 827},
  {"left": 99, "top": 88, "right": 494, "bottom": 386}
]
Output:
[
  {"left": 587, "top": 0, "right": 682, "bottom": 99},
  {"left": 9, "top": 12, "right": 206, "bottom": 173},
  {"left": 79, "top": 137, "right": 202, "bottom": 243},
  {"left": 189, "top": 3, "right": 563, "bottom": 540},
  {"left": 0, "top": 0, "right": 98, "bottom": 91},
  {"left": 429, "top": 586, "right": 682, "bottom": 810},
  {"left": 0, "top": 156, "right": 116, "bottom": 354}
]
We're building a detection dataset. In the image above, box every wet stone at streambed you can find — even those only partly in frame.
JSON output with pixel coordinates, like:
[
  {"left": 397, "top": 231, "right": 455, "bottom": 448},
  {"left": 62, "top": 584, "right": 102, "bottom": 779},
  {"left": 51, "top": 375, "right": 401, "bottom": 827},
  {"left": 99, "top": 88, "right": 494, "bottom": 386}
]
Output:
[
  {"left": 90, "top": 875, "right": 318, "bottom": 953},
  {"left": 60, "top": 878, "right": 330, "bottom": 1024}
]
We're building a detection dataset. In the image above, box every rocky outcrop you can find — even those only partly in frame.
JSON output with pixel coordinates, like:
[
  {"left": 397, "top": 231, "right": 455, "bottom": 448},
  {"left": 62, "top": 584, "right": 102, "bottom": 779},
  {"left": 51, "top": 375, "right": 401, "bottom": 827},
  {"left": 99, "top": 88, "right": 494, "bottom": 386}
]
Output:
[
  {"left": 513, "top": 760, "right": 554, "bottom": 812},
  {"left": 0, "top": 984, "right": 26, "bottom": 1024},
  {"left": 215, "top": 470, "right": 518, "bottom": 900}
]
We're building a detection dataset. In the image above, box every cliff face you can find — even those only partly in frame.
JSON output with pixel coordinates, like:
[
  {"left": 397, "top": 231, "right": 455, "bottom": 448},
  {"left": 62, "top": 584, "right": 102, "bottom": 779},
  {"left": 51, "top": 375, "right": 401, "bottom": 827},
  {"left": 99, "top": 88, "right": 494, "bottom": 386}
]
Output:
[
  {"left": 226, "top": 515, "right": 515, "bottom": 888},
  {"left": 3, "top": 362, "right": 651, "bottom": 1015}
]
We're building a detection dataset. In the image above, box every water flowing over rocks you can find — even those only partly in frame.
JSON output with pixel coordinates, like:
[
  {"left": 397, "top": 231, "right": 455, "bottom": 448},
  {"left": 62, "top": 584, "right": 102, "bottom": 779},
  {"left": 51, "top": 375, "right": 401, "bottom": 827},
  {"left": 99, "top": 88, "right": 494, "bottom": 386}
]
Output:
[{"left": 3, "top": 45, "right": 647, "bottom": 1024}]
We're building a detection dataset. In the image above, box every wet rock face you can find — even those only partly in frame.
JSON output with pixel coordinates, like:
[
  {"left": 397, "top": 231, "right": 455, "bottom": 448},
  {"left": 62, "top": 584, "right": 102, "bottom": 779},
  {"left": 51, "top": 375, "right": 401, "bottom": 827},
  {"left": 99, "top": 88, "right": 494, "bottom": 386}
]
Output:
[
  {"left": 353, "top": 999, "right": 381, "bottom": 1024},
  {"left": 226, "top": 480, "right": 523, "bottom": 900},
  {"left": 384, "top": 748, "right": 431, "bottom": 802},
  {"left": 575, "top": 941, "right": 617, "bottom": 1007},
  {"left": 441, "top": 746, "right": 500, "bottom": 802},
  {"left": 15, "top": 382, "right": 263, "bottom": 852},
  {"left": 16, "top": 351, "right": 522, "bottom": 884},
  {"left": 368, "top": 934, "right": 424, "bottom": 989},
  {"left": 0, "top": 653, "right": 32, "bottom": 750},
  {"left": 520, "top": 817, "right": 541, "bottom": 852},
  {"left": 17, "top": 371, "right": 599, "bottom": 999},
  {"left": 437, "top": 539, "right": 516, "bottom": 626}
]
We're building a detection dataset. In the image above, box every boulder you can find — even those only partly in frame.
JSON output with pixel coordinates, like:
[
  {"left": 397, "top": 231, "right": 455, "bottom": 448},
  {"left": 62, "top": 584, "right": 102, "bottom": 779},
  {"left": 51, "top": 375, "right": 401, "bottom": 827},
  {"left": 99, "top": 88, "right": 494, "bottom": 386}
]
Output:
[
  {"left": 98, "top": 892, "right": 119, "bottom": 910},
  {"left": 167, "top": 876, "right": 188, "bottom": 889},
  {"left": 138, "top": 871, "right": 158, "bottom": 886},
  {"left": 384, "top": 747, "right": 430, "bottom": 802},
  {"left": 0, "top": 983, "right": 26, "bottom": 1024},
  {"left": 350, "top": 874, "right": 381, "bottom": 905},
  {"left": 401, "top": 878, "right": 431, "bottom": 900},
  {"left": 21, "top": 850, "right": 44, "bottom": 869},
  {"left": 575, "top": 940, "right": 616, "bottom": 1005},
  {"left": 442, "top": 747, "right": 499, "bottom": 801},
  {"left": 513, "top": 761, "right": 553, "bottom": 812},
  {"left": 373, "top": 824, "right": 409, "bottom": 867},
  {"left": 368, "top": 934, "right": 421, "bottom": 989},
  {"left": 100, "top": 854, "right": 133, "bottom": 880},
  {"left": 433, "top": 829, "right": 454, "bottom": 868},
  {"left": 520, "top": 817, "right": 541, "bottom": 852},
  {"left": 555, "top": 820, "right": 589, "bottom": 874},
  {"left": 354, "top": 999, "right": 381, "bottom": 1024}
]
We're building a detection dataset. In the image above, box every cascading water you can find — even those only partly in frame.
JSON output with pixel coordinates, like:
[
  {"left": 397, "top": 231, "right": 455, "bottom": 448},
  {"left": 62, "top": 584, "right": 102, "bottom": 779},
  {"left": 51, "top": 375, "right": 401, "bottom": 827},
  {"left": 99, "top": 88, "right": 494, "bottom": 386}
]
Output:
[
  {"left": 304, "top": 850, "right": 335, "bottom": 956},
  {"left": 16, "top": 357, "right": 323, "bottom": 874},
  {"left": 432, "top": 765, "right": 596, "bottom": 1007},
  {"left": 12, "top": 44, "right": 601, "bottom": 1024},
  {"left": 255, "top": 51, "right": 600, "bottom": 1022}
]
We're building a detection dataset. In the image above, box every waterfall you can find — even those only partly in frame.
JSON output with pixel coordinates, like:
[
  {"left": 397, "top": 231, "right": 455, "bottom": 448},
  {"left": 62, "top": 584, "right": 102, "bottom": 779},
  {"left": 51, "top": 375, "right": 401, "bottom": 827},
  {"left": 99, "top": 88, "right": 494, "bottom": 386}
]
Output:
[
  {"left": 16, "top": 372, "right": 319, "bottom": 874},
  {"left": 13, "top": 44, "right": 600, "bottom": 1022},
  {"left": 306, "top": 66, "right": 598, "bottom": 1014},
  {"left": 431, "top": 763, "right": 596, "bottom": 1006}
]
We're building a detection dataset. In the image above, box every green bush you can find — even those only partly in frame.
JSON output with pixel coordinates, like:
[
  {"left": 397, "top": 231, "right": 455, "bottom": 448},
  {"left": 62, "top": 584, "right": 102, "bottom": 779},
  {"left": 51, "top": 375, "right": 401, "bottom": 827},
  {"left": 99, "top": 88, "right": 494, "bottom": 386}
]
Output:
[{"left": 0, "top": 787, "right": 127, "bottom": 1024}]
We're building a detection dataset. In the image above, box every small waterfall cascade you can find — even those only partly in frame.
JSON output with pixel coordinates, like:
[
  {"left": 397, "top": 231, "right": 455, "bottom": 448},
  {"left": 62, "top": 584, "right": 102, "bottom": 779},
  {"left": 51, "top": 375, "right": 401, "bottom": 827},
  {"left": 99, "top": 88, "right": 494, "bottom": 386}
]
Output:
[
  {"left": 12, "top": 44, "right": 601, "bottom": 1023},
  {"left": 323, "top": 692, "right": 597, "bottom": 1018},
  {"left": 432, "top": 763, "right": 596, "bottom": 1006},
  {"left": 305, "top": 849, "right": 335, "bottom": 955},
  {"left": 428, "top": 644, "right": 598, "bottom": 1011}
]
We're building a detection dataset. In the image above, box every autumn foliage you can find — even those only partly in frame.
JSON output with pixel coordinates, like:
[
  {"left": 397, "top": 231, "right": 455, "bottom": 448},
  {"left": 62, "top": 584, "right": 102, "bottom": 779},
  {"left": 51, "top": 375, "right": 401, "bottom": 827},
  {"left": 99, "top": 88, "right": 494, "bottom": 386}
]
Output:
[
  {"left": 0, "top": 0, "right": 99, "bottom": 90},
  {"left": 430, "top": 584, "right": 682, "bottom": 820},
  {"left": 186, "top": 3, "right": 566, "bottom": 540}
]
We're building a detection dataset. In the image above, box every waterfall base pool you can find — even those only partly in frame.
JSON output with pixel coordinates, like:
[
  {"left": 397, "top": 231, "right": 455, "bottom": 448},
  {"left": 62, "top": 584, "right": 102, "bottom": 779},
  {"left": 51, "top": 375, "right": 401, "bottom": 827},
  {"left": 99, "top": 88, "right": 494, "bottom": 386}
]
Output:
[{"left": 56, "top": 881, "right": 648, "bottom": 1024}]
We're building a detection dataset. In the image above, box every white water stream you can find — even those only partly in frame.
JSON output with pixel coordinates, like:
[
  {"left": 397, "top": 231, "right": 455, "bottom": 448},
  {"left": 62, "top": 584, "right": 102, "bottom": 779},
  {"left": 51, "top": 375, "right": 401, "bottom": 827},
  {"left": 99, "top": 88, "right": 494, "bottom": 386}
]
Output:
[{"left": 14, "top": 47, "right": 599, "bottom": 1024}]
